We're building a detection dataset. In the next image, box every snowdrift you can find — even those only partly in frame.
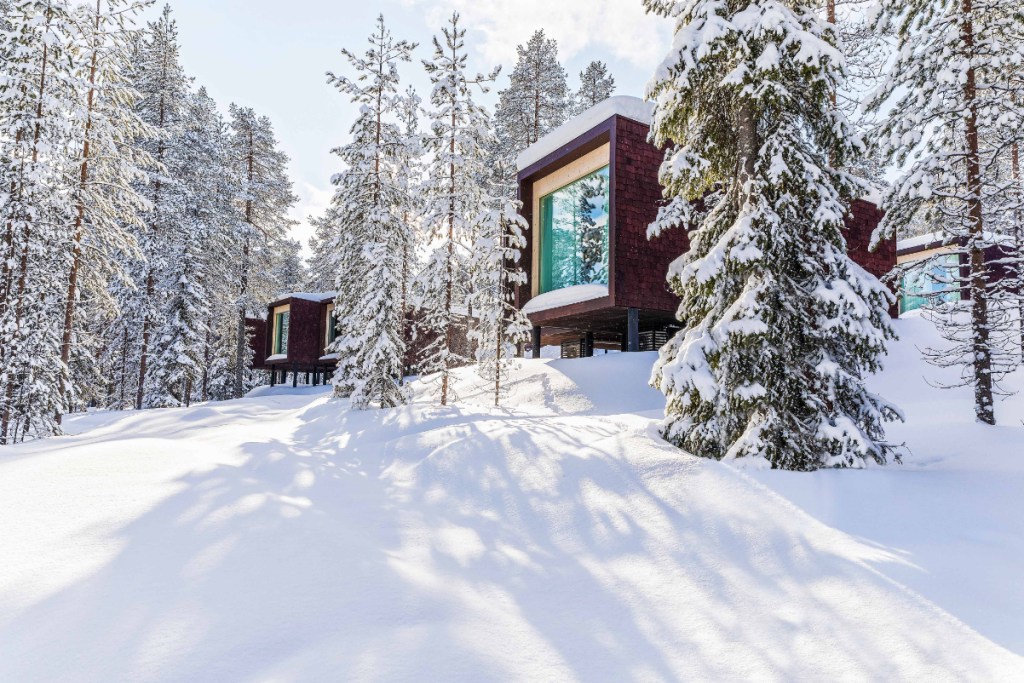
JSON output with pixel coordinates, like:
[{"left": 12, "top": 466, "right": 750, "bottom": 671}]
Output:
[{"left": 0, "top": 318, "right": 1022, "bottom": 681}]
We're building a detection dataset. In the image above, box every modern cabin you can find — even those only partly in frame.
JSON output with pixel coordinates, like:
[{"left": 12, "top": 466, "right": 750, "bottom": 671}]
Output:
[
  {"left": 263, "top": 292, "right": 338, "bottom": 386},
  {"left": 896, "top": 233, "right": 1018, "bottom": 315},
  {"left": 515, "top": 96, "right": 897, "bottom": 358}
]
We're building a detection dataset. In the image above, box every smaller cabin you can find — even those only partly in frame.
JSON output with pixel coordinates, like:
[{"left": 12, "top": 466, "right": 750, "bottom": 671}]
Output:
[{"left": 263, "top": 292, "right": 338, "bottom": 386}]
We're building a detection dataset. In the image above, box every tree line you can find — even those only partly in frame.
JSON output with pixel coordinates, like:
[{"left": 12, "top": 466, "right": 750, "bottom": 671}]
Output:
[{"left": 0, "top": 1, "right": 299, "bottom": 444}]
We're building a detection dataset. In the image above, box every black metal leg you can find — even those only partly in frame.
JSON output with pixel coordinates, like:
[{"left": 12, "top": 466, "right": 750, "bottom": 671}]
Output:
[
  {"left": 627, "top": 308, "right": 640, "bottom": 352},
  {"left": 584, "top": 331, "right": 594, "bottom": 358},
  {"left": 532, "top": 326, "right": 542, "bottom": 359}
]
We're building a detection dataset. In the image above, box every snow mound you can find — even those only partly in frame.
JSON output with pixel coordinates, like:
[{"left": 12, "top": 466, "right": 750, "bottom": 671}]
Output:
[{"left": 1, "top": 320, "right": 1022, "bottom": 680}]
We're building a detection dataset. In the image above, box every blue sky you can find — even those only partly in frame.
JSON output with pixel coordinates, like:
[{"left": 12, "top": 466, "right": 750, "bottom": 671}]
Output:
[{"left": 143, "top": 1, "right": 672, "bottom": 249}]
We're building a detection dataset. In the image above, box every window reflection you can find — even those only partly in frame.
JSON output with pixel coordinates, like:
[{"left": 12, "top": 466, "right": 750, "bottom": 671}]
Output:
[{"left": 540, "top": 166, "right": 610, "bottom": 293}]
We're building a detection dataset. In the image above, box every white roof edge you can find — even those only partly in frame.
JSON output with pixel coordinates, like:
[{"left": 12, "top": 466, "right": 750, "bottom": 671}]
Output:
[
  {"left": 516, "top": 96, "right": 654, "bottom": 172},
  {"left": 277, "top": 291, "right": 337, "bottom": 302}
]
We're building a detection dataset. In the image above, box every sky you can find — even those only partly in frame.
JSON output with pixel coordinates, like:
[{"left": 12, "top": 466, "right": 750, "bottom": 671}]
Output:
[{"left": 140, "top": 0, "right": 673, "bottom": 251}]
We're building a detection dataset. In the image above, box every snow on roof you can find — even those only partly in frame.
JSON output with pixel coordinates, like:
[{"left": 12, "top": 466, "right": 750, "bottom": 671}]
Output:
[
  {"left": 897, "top": 231, "right": 1015, "bottom": 254},
  {"left": 278, "top": 291, "right": 337, "bottom": 303},
  {"left": 521, "top": 284, "right": 610, "bottom": 315},
  {"left": 516, "top": 96, "right": 655, "bottom": 172},
  {"left": 897, "top": 233, "right": 946, "bottom": 253}
]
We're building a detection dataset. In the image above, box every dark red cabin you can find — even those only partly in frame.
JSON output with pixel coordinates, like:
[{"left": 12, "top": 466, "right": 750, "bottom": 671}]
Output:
[
  {"left": 263, "top": 292, "right": 338, "bottom": 386},
  {"left": 516, "top": 96, "right": 896, "bottom": 357}
]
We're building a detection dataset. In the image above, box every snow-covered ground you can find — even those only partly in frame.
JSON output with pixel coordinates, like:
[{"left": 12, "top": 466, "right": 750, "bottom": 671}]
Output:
[{"left": 0, "top": 315, "right": 1022, "bottom": 681}]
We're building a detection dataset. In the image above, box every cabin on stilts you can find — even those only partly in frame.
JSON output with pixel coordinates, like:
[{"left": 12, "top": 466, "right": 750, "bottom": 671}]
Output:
[
  {"left": 514, "top": 96, "right": 897, "bottom": 359},
  {"left": 260, "top": 292, "right": 339, "bottom": 388}
]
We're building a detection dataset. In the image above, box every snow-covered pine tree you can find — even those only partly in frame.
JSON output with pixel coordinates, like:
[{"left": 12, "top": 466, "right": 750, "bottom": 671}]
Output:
[
  {"left": 59, "top": 0, "right": 153, "bottom": 417},
  {"left": 147, "top": 87, "right": 231, "bottom": 407},
  {"left": 468, "top": 196, "right": 531, "bottom": 406},
  {"left": 395, "top": 85, "right": 425, "bottom": 373},
  {"left": 491, "top": 29, "right": 569, "bottom": 191},
  {"left": 227, "top": 105, "right": 297, "bottom": 398},
  {"left": 644, "top": 0, "right": 900, "bottom": 470},
  {"left": 868, "top": 0, "right": 1024, "bottom": 424},
  {"left": 129, "top": 3, "right": 190, "bottom": 410},
  {"left": 0, "top": 0, "right": 81, "bottom": 443},
  {"left": 571, "top": 60, "right": 615, "bottom": 115},
  {"left": 416, "top": 12, "right": 502, "bottom": 406},
  {"left": 325, "top": 15, "right": 416, "bottom": 408}
]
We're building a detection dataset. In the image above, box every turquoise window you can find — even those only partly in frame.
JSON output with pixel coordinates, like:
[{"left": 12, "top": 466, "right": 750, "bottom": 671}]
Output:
[
  {"left": 900, "top": 254, "right": 961, "bottom": 314},
  {"left": 539, "top": 165, "right": 610, "bottom": 293},
  {"left": 274, "top": 311, "right": 290, "bottom": 354}
]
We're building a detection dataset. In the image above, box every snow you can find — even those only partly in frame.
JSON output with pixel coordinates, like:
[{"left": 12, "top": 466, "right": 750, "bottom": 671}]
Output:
[
  {"left": 276, "top": 291, "right": 336, "bottom": 303},
  {"left": 897, "top": 231, "right": 1017, "bottom": 254},
  {"left": 521, "top": 283, "right": 610, "bottom": 314},
  {"left": 264, "top": 353, "right": 287, "bottom": 362},
  {"left": 516, "top": 96, "right": 654, "bottom": 171},
  {"left": 1, "top": 317, "right": 1022, "bottom": 680}
]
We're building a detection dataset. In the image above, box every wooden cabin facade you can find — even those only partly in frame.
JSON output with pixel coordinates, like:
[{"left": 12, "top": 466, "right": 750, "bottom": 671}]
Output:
[
  {"left": 515, "top": 96, "right": 897, "bottom": 358},
  {"left": 262, "top": 292, "right": 338, "bottom": 386}
]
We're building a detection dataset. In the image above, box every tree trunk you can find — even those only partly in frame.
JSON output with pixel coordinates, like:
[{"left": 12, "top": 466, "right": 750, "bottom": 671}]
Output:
[
  {"left": 234, "top": 130, "right": 255, "bottom": 398},
  {"left": 736, "top": 101, "right": 758, "bottom": 208},
  {"left": 961, "top": 0, "right": 995, "bottom": 425},
  {"left": 1012, "top": 139, "right": 1023, "bottom": 361}
]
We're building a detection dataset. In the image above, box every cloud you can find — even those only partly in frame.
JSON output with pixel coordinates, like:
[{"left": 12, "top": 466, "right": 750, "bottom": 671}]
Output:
[{"left": 403, "top": 0, "right": 671, "bottom": 72}]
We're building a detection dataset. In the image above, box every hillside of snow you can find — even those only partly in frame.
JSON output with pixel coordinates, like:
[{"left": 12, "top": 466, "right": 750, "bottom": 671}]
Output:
[{"left": 0, "top": 315, "right": 1022, "bottom": 681}]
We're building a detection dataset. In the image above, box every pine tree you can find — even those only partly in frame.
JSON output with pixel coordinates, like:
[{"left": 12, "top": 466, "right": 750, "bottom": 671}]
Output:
[
  {"left": 227, "top": 105, "right": 297, "bottom": 398},
  {"left": 491, "top": 29, "right": 569, "bottom": 190},
  {"left": 129, "top": 3, "right": 190, "bottom": 410},
  {"left": 868, "top": 0, "right": 1024, "bottom": 424},
  {"left": 59, "top": 0, "right": 153, "bottom": 418},
  {"left": 644, "top": 0, "right": 901, "bottom": 470},
  {"left": 148, "top": 87, "right": 229, "bottom": 407},
  {"left": 0, "top": 0, "right": 81, "bottom": 443},
  {"left": 325, "top": 15, "right": 416, "bottom": 409},
  {"left": 468, "top": 197, "right": 532, "bottom": 406},
  {"left": 572, "top": 60, "right": 615, "bottom": 115},
  {"left": 417, "top": 12, "right": 502, "bottom": 406}
]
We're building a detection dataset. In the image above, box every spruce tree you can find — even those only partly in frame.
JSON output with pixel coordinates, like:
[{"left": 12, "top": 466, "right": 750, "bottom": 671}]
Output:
[
  {"left": 868, "top": 0, "right": 1024, "bottom": 424},
  {"left": 571, "top": 60, "right": 615, "bottom": 115},
  {"left": 325, "top": 15, "right": 416, "bottom": 409},
  {"left": 644, "top": 0, "right": 900, "bottom": 470},
  {"left": 417, "top": 12, "right": 502, "bottom": 406}
]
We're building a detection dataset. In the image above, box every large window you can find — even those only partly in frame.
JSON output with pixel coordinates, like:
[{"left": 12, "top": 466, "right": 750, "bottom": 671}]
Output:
[
  {"left": 539, "top": 165, "right": 610, "bottom": 293},
  {"left": 325, "top": 306, "right": 338, "bottom": 351},
  {"left": 900, "top": 254, "right": 961, "bottom": 314},
  {"left": 273, "top": 309, "right": 290, "bottom": 355}
]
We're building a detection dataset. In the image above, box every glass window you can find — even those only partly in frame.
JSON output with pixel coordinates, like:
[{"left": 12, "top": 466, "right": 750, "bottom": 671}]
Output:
[
  {"left": 326, "top": 309, "right": 338, "bottom": 349},
  {"left": 901, "top": 254, "right": 961, "bottom": 314},
  {"left": 274, "top": 310, "right": 290, "bottom": 355},
  {"left": 540, "top": 165, "right": 610, "bottom": 293}
]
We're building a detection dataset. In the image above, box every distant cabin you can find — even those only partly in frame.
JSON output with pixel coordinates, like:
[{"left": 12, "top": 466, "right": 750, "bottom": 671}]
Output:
[
  {"left": 258, "top": 292, "right": 338, "bottom": 386},
  {"left": 254, "top": 292, "right": 474, "bottom": 385},
  {"left": 895, "top": 233, "right": 1018, "bottom": 315},
  {"left": 514, "top": 95, "right": 897, "bottom": 358}
]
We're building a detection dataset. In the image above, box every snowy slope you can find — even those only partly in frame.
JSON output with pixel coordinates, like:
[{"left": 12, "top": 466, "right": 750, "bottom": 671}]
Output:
[{"left": 0, "top": 320, "right": 1022, "bottom": 681}]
